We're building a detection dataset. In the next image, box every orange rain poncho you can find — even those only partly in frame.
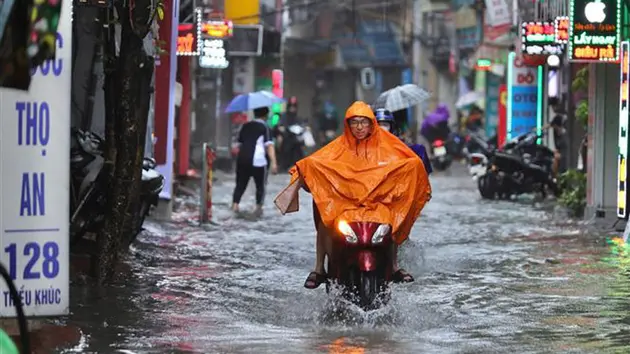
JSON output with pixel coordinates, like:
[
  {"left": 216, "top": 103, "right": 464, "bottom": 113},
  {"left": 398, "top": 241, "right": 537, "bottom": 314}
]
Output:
[{"left": 275, "top": 101, "right": 432, "bottom": 244}]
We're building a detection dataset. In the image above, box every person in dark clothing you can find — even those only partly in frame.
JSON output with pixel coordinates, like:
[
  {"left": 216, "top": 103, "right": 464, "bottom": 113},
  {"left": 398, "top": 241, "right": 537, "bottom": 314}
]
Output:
[
  {"left": 282, "top": 96, "right": 300, "bottom": 126},
  {"left": 392, "top": 109, "right": 409, "bottom": 135},
  {"left": 317, "top": 100, "right": 339, "bottom": 144},
  {"left": 232, "top": 107, "right": 278, "bottom": 215},
  {"left": 546, "top": 114, "right": 568, "bottom": 176}
]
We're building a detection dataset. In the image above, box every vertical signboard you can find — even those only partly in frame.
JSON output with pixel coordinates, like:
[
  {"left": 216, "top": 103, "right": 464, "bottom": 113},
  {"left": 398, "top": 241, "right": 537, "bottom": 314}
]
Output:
[
  {"left": 402, "top": 69, "right": 413, "bottom": 127},
  {"left": 0, "top": 0, "right": 71, "bottom": 316},
  {"left": 270, "top": 69, "right": 283, "bottom": 127},
  {"left": 506, "top": 52, "right": 538, "bottom": 139},
  {"left": 554, "top": 16, "right": 569, "bottom": 44},
  {"left": 485, "top": 73, "right": 501, "bottom": 137},
  {"left": 618, "top": 41, "right": 629, "bottom": 218},
  {"left": 198, "top": 20, "right": 232, "bottom": 69},
  {"left": 497, "top": 84, "right": 507, "bottom": 147},
  {"left": 176, "top": 9, "right": 201, "bottom": 56},
  {"left": 568, "top": 0, "right": 620, "bottom": 62}
]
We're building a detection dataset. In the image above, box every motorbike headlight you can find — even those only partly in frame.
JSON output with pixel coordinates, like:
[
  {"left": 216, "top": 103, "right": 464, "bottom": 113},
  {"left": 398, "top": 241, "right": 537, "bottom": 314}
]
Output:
[
  {"left": 337, "top": 220, "right": 358, "bottom": 244},
  {"left": 371, "top": 224, "right": 391, "bottom": 244}
]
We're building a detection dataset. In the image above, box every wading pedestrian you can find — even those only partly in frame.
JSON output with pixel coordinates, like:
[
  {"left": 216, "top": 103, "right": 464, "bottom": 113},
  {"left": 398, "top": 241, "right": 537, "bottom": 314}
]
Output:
[{"left": 232, "top": 107, "right": 278, "bottom": 216}]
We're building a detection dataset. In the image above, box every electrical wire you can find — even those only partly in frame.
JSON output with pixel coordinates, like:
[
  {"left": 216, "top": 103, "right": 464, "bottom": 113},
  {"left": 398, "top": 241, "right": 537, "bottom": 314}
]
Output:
[
  {"left": 0, "top": 262, "right": 30, "bottom": 353},
  {"left": 227, "top": 0, "right": 408, "bottom": 23}
]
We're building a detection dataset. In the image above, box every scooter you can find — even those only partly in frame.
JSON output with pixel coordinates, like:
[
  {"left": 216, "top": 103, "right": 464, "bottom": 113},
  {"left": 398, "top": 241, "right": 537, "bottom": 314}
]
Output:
[
  {"left": 430, "top": 139, "right": 453, "bottom": 171},
  {"left": 70, "top": 129, "right": 106, "bottom": 245},
  {"left": 70, "top": 128, "right": 164, "bottom": 246},
  {"left": 466, "top": 133, "right": 496, "bottom": 180},
  {"left": 129, "top": 157, "right": 164, "bottom": 245},
  {"left": 477, "top": 132, "right": 559, "bottom": 199},
  {"left": 277, "top": 123, "right": 307, "bottom": 171},
  {"left": 326, "top": 219, "right": 394, "bottom": 311}
]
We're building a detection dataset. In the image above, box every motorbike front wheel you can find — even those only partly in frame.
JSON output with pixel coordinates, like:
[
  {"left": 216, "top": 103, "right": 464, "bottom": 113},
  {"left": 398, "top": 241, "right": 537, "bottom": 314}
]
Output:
[
  {"left": 129, "top": 200, "right": 151, "bottom": 246},
  {"left": 349, "top": 271, "right": 389, "bottom": 311}
]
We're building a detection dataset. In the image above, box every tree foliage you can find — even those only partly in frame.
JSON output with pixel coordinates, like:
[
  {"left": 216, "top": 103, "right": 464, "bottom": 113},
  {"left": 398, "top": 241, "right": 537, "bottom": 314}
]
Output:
[
  {"left": 557, "top": 169, "right": 587, "bottom": 217},
  {"left": 571, "top": 67, "right": 589, "bottom": 128}
]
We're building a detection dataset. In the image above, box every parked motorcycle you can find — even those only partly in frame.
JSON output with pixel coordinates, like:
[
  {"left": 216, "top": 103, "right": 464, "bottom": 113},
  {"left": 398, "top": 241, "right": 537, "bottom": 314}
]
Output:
[
  {"left": 430, "top": 139, "right": 453, "bottom": 171},
  {"left": 465, "top": 131, "right": 496, "bottom": 156},
  {"left": 466, "top": 133, "right": 497, "bottom": 180},
  {"left": 326, "top": 219, "right": 394, "bottom": 310},
  {"left": 477, "top": 131, "right": 559, "bottom": 200},
  {"left": 130, "top": 157, "right": 165, "bottom": 244},
  {"left": 70, "top": 128, "right": 164, "bottom": 246},
  {"left": 70, "top": 129, "right": 106, "bottom": 245}
]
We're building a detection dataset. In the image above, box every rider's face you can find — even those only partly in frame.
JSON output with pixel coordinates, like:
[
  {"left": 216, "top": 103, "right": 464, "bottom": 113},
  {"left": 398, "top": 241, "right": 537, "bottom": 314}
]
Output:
[
  {"left": 348, "top": 117, "right": 373, "bottom": 140},
  {"left": 378, "top": 122, "right": 391, "bottom": 132}
]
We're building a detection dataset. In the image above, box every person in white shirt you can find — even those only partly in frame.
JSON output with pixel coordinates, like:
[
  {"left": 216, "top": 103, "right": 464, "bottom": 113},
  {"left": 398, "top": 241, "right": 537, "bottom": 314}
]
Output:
[{"left": 232, "top": 107, "right": 278, "bottom": 215}]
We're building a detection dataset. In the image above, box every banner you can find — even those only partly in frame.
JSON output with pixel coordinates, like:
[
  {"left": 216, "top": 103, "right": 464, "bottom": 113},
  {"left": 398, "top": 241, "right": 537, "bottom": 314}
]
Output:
[
  {"left": 0, "top": 0, "right": 71, "bottom": 317},
  {"left": 498, "top": 84, "right": 507, "bottom": 146}
]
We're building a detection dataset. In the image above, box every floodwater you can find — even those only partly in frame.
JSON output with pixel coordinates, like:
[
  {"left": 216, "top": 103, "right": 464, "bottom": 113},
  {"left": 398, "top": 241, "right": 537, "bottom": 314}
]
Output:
[{"left": 64, "top": 166, "right": 630, "bottom": 353}]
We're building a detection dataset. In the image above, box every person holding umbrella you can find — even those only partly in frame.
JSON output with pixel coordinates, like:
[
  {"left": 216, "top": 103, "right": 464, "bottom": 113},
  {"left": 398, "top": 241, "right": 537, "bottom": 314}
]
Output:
[{"left": 226, "top": 91, "right": 282, "bottom": 215}]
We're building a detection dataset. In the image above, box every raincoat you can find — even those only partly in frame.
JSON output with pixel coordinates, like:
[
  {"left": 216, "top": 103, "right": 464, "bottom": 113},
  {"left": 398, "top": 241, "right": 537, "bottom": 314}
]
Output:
[{"left": 275, "top": 101, "right": 432, "bottom": 244}]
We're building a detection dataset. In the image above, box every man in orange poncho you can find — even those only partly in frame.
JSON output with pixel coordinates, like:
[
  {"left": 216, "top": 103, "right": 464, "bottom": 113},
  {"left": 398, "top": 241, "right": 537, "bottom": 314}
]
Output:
[{"left": 274, "top": 101, "right": 432, "bottom": 289}]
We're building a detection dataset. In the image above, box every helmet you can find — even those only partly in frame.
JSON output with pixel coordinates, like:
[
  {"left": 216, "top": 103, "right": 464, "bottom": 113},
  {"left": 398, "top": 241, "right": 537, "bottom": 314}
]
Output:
[
  {"left": 374, "top": 108, "right": 394, "bottom": 123},
  {"left": 374, "top": 108, "right": 397, "bottom": 134}
]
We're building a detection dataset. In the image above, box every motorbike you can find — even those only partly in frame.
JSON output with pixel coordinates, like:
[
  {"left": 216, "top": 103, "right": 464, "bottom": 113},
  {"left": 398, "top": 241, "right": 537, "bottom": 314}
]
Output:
[
  {"left": 430, "top": 139, "right": 453, "bottom": 171},
  {"left": 70, "top": 128, "right": 164, "bottom": 246},
  {"left": 326, "top": 219, "right": 394, "bottom": 311},
  {"left": 466, "top": 133, "right": 497, "bottom": 180},
  {"left": 130, "top": 157, "right": 165, "bottom": 244},
  {"left": 70, "top": 129, "right": 106, "bottom": 245},
  {"left": 276, "top": 123, "right": 309, "bottom": 171},
  {"left": 477, "top": 131, "right": 559, "bottom": 200},
  {"left": 446, "top": 131, "right": 467, "bottom": 160}
]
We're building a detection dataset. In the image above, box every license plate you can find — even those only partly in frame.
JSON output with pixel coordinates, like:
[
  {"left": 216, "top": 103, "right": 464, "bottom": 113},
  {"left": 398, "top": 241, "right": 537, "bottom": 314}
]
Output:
[{"left": 434, "top": 146, "right": 447, "bottom": 156}]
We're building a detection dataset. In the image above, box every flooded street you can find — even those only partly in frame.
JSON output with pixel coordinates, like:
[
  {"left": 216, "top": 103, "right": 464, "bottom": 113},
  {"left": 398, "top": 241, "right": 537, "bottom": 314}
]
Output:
[{"left": 66, "top": 167, "right": 630, "bottom": 353}]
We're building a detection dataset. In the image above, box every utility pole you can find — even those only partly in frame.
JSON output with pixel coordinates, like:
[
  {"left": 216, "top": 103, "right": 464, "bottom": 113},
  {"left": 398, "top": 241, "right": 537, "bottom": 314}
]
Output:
[
  {"left": 279, "top": 0, "right": 286, "bottom": 70},
  {"left": 412, "top": 0, "right": 423, "bottom": 142}
]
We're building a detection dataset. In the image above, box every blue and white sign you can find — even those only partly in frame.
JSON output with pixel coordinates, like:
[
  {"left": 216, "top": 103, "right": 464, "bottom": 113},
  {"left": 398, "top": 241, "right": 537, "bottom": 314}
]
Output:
[
  {"left": 510, "top": 86, "right": 538, "bottom": 135},
  {"left": 508, "top": 54, "right": 538, "bottom": 138},
  {"left": 0, "top": 0, "right": 71, "bottom": 317}
]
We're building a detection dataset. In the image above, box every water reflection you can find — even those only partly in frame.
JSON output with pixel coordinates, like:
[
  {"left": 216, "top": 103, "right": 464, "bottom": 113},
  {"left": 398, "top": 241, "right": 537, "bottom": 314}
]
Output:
[
  {"left": 323, "top": 338, "right": 365, "bottom": 354},
  {"left": 595, "top": 237, "right": 630, "bottom": 352}
]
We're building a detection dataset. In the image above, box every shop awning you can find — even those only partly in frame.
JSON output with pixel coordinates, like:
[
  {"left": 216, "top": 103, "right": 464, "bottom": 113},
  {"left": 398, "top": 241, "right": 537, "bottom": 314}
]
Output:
[
  {"left": 284, "top": 37, "right": 333, "bottom": 55},
  {"left": 336, "top": 20, "right": 406, "bottom": 68}
]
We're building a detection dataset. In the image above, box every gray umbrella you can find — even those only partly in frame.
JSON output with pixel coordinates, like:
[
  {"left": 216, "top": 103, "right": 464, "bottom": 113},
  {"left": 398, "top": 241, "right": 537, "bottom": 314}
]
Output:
[{"left": 373, "top": 84, "right": 431, "bottom": 112}]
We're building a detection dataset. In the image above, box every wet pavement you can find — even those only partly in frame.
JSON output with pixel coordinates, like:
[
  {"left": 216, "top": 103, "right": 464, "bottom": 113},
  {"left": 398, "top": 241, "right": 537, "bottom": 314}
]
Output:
[{"left": 63, "top": 166, "right": 630, "bottom": 353}]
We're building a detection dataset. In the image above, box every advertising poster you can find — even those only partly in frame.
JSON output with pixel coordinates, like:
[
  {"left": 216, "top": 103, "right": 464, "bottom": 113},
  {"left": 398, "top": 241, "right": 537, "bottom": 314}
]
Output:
[
  {"left": 497, "top": 84, "right": 507, "bottom": 147},
  {"left": 0, "top": 0, "right": 71, "bottom": 317}
]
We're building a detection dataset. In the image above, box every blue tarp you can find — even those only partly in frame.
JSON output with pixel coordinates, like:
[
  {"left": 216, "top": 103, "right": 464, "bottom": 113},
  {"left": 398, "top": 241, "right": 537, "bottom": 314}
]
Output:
[{"left": 335, "top": 20, "right": 405, "bottom": 67}]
